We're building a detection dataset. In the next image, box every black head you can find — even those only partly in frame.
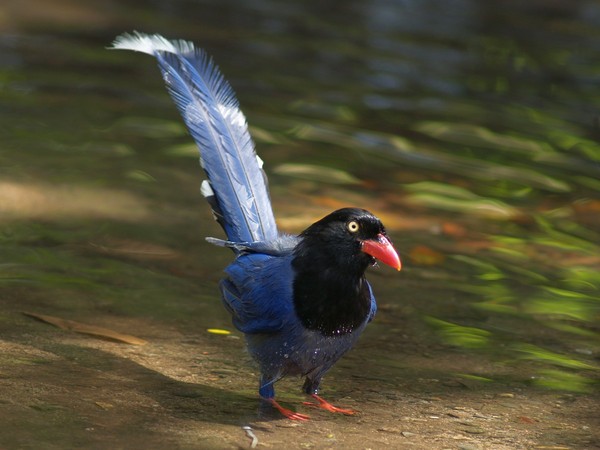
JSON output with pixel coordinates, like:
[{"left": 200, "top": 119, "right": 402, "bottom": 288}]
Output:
[
  {"left": 292, "top": 207, "right": 400, "bottom": 336},
  {"left": 296, "top": 207, "right": 401, "bottom": 274}
]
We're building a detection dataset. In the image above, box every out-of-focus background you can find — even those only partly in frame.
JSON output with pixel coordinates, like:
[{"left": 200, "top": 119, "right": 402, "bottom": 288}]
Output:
[{"left": 1, "top": 0, "right": 599, "bottom": 448}]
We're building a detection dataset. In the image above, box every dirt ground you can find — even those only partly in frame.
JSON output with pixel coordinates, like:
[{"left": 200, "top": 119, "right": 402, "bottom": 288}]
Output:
[{"left": 1, "top": 289, "right": 598, "bottom": 450}]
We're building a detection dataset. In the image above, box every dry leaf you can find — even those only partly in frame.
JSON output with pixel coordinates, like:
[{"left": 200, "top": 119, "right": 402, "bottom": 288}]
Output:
[
  {"left": 409, "top": 245, "right": 446, "bottom": 266},
  {"left": 442, "top": 222, "right": 468, "bottom": 238},
  {"left": 518, "top": 416, "right": 538, "bottom": 424},
  {"left": 207, "top": 328, "right": 231, "bottom": 335},
  {"left": 89, "top": 238, "right": 179, "bottom": 261},
  {"left": 23, "top": 312, "right": 147, "bottom": 345},
  {"left": 95, "top": 401, "right": 114, "bottom": 410}
]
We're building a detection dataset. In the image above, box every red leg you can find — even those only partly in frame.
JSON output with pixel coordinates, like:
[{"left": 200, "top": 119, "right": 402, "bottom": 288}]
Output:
[
  {"left": 265, "top": 398, "right": 310, "bottom": 421},
  {"left": 302, "top": 394, "right": 356, "bottom": 415}
]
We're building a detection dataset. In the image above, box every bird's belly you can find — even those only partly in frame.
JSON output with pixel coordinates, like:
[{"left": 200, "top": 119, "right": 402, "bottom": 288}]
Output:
[{"left": 247, "top": 323, "right": 365, "bottom": 378}]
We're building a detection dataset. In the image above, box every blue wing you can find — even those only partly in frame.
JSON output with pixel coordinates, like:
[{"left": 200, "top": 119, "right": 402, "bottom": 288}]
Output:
[
  {"left": 220, "top": 252, "right": 295, "bottom": 334},
  {"left": 220, "top": 249, "right": 376, "bottom": 335},
  {"left": 365, "top": 281, "right": 377, "bottom": 323},
  {"left": 111, "top": 32, "right": 278, "bottom": 243}
]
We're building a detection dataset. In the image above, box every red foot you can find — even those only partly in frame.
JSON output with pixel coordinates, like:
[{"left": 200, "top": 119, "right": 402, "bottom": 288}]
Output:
[
  {"left": 266, "top": 398, "right": 310, "bottom": 421},
  {"left": 302, "top": 394, "right": 356, "bottom": 415}
]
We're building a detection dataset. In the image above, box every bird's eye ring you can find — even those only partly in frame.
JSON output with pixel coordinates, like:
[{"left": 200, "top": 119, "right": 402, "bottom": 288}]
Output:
[{"left": 347, "top": 220, "right": 360, "bottom": 233}]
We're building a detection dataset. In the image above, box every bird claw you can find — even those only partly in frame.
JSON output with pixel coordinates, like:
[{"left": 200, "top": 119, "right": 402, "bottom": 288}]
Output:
[
  {"left": 284, "top": 410, "right": 311, "bottom": 421},
  {"left": 302, "top": 394, "right": 356, "bottom": 415},
  {"left": 266, "top": 399, "right": 310, "bottom": 421}
]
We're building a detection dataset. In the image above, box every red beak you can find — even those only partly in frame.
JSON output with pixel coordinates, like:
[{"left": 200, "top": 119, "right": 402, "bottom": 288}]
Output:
[{"left": 361, "top": 234, "right": 401, "bottom": 271}]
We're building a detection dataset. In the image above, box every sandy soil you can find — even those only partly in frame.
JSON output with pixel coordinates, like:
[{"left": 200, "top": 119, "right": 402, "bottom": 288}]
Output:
[{"left": 1, "top": 290, "right": 597, "bottom": 450}]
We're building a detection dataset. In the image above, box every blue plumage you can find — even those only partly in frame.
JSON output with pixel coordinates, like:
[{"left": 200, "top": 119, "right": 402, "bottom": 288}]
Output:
[
  {"left": 111, "top": 33, "right": 400, "bottom": 420},
  {"left": 112, "top": 32, "right": 277, "bottom": 243}
]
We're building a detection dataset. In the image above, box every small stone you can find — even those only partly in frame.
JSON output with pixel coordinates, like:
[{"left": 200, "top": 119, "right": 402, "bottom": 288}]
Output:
[
  {"left": 275, "top": 421, "right": 301, "bottom": 428},
  {"left": 401, "top": 431, "right": 416, "bottom": 438},
  {"left": 451, "top": 435, "right": 472, "bottom": 441}
]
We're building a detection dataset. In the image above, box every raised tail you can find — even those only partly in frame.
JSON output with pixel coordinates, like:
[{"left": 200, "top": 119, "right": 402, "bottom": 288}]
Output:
[{"left": 110, "top": 32, "right": 278, "bottom": 243}]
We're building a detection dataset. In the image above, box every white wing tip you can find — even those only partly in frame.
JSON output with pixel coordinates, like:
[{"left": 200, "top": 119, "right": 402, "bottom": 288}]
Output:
[
  {"left": 109, "top": 31, "right": 195, "bottom": 56},
  {"left": 256, "top": 155, "right": 264, "bottom": 169},
  {"left": 200, "top": 180, "right": 214, "bottom": 198}
]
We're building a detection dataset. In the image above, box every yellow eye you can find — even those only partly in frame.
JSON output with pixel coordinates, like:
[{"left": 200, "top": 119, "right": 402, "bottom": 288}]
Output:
[{"left": 347, "top": 220, "right": 359, "bottom": 233}]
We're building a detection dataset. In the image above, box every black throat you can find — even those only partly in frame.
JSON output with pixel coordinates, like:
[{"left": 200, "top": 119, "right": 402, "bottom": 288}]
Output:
[{"left": 292, "top": 243, "right": 372, "bottom": 337}]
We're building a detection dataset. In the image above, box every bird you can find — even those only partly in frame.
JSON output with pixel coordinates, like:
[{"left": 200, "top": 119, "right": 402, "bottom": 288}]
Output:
[{"left": 110, "top": 32, "right": 401, "bottom": 420}]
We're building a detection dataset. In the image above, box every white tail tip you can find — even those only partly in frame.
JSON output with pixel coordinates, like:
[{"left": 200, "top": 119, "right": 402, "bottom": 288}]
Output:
[{"left": 109, "top": 31, "right": 195, "bottom": 56}]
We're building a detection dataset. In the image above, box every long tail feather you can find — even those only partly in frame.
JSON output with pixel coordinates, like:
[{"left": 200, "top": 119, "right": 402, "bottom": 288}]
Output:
[{"left": 111, "top": 32, "right": 278, "bottom": 243}]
